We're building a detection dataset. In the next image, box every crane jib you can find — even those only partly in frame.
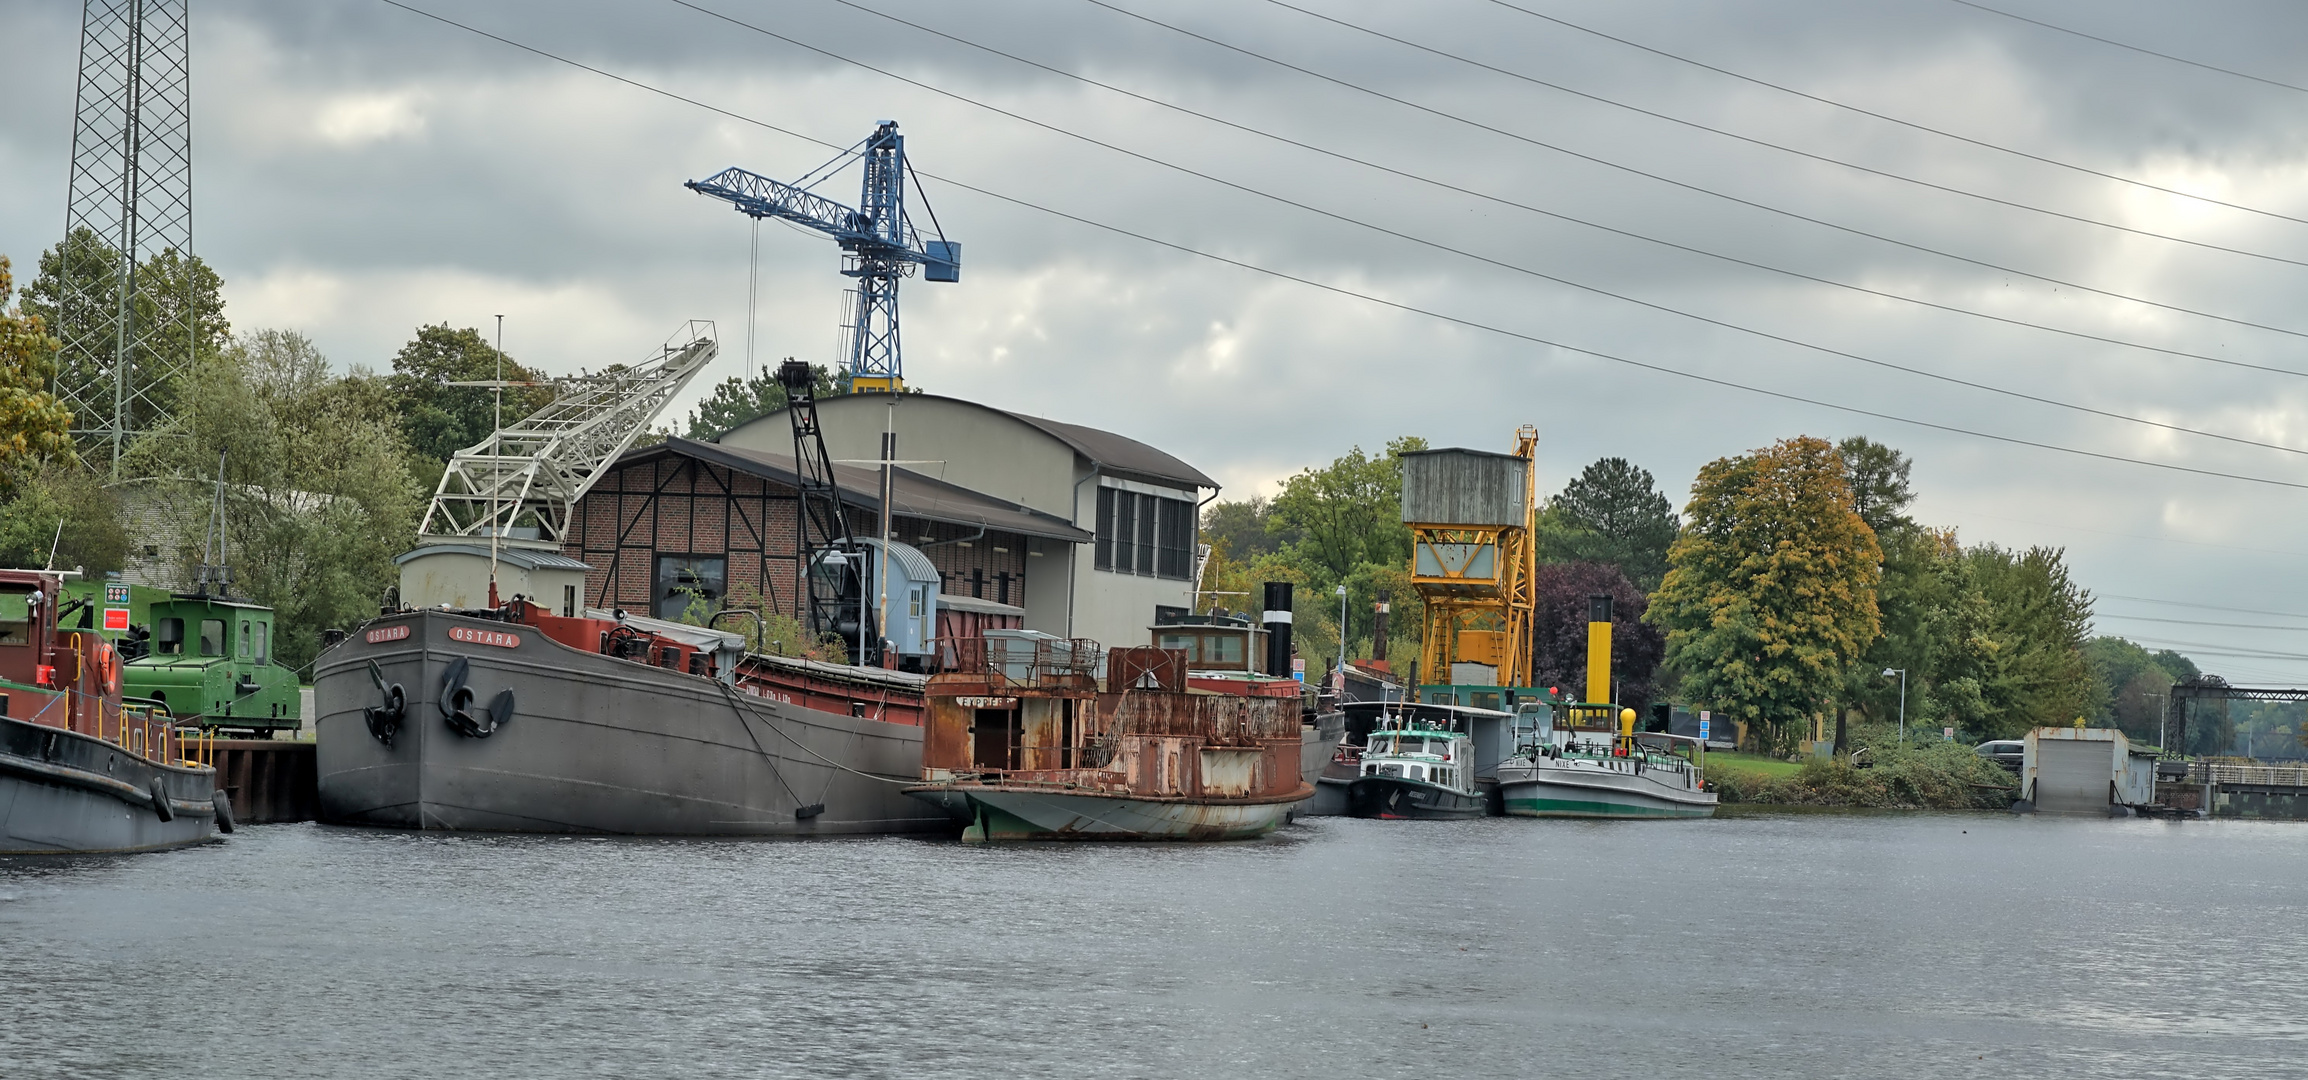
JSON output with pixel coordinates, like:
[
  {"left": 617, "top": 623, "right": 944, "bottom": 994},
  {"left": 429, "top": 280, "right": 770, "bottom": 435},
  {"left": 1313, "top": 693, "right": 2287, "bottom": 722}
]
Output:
[{"left": 684, "top": 120, "right": 959, "bottom": 392}]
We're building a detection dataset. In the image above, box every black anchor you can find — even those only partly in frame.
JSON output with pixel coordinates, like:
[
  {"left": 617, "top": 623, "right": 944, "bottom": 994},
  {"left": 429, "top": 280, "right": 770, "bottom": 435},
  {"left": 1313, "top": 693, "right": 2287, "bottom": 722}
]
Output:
[
  {"left": 439, "top": 656, "right": 515, "bottom": 739},
  {"left": 364, "top": 660, "right": 406, "bottom": 747}
]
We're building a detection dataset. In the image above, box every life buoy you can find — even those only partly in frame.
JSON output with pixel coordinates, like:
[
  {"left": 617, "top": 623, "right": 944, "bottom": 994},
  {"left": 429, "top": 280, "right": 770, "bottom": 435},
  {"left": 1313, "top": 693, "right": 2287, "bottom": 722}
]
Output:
[{"left": 97, "top": 641, "right": 120, "bottom": 695}]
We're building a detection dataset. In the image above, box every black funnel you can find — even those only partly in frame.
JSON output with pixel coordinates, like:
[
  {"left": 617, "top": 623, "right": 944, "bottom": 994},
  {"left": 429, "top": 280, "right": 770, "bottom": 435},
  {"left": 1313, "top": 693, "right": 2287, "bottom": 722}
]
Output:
[{"left": 1262, "top": 581, "right": 1293, "bottom": 678}]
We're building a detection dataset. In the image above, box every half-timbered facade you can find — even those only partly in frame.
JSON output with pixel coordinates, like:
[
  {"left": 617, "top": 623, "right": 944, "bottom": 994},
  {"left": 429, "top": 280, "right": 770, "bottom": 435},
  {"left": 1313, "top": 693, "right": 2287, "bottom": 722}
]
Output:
[{"left": 563, "top": 437, "right": 1087, "bottom": 629}]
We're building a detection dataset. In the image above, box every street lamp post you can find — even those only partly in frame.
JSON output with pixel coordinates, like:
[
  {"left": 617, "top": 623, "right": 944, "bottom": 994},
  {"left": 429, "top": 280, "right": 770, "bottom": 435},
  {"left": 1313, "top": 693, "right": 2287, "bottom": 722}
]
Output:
[
  {"left": 1882, "top": 668, "right": 1907, "bottom": 744},
  {"left": 1336, "top": 585, "right": 1349, "bottom": 690},
  {"left": 2148, "top": 691, "right": 2169, "bottom": 754}
]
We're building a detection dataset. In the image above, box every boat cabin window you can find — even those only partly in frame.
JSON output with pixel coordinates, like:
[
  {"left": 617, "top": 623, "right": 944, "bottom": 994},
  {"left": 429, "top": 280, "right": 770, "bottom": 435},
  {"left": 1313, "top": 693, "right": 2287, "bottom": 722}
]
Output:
[
  {"left": 200, "top": 619, "right": 225, "bottom": 657},
  {"left": 156, "top": 617, "right": 184, "bottom": 655},
  {"left": 0, "top": 588, "right": 32, "bottom": 646},
  {"left": 1154, "top": 630, "right": 1249, "bottom": 669}
]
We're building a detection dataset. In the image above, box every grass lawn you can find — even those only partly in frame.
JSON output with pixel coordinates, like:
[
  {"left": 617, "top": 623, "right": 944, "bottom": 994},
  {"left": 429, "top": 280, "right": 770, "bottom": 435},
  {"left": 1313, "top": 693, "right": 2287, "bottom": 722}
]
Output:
[{"left": 1701, "top": 751, "right": 1806, "bottom": 780}]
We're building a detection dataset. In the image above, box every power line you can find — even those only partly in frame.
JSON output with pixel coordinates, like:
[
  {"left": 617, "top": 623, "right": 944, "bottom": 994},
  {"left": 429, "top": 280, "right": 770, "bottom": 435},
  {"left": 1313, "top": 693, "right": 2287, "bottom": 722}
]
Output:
[
  {"left": 2096, "top": 613, "right": 2308, "bottom": 634},
  {"left": 1481, "top": 0, "right": 2308, "bottom": 229},
  {"left": 1071, "top": 0, "right": 2308, "bottom": 371},
  {"left": 1946, "top": 0, "right": 2308, "bottom": 95},
  {"left": 369, "top": 0, "right": 2308, "bottom": 495},
  {"left": 2111, "top": 635, "right": 2308, "bottom": 663},
  {"left": 1953, "top": 509, "right": 2308, "bottom": 559},
  {"left": 1259, "top": 0, "right": 2308, "bottom": 273},
  {"left": 2102, "top": 594, "right": 2308, "bottom": 622},
  {"left": 676, "top": 0, "right": 2308, "bottom": 457}
]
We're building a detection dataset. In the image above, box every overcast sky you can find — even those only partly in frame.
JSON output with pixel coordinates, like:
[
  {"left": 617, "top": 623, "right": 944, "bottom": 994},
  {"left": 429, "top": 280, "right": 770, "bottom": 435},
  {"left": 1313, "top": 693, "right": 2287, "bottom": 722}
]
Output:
[{"left": 6, "top": 0, "right": 2308, "bottom": 685}]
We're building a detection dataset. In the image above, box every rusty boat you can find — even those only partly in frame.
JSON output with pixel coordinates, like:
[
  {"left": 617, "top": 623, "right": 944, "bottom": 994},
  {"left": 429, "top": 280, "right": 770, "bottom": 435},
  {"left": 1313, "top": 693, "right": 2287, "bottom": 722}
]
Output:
[
  {"left": 314, "top": 599, "right": 954, "bottom": 836},
  {"left": 905, "top": 637, "right": 1313, "bottom": 841},
  {"left": 1, "top": 569, "right": 226, "bottom": 854}
]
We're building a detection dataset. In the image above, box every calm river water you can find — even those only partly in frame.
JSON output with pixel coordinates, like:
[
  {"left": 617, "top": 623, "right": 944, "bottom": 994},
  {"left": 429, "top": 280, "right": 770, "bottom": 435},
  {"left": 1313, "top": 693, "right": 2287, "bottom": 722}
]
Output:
[{"left": 5, "top": 811, "right": 2305, "bottom": 1079}]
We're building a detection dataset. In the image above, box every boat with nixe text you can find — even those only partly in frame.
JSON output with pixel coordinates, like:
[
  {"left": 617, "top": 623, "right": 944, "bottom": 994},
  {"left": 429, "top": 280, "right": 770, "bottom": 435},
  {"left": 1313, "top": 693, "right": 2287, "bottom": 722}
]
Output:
[
  {"left": 1, "top": 568, "right": 228, "bottom": 853},
  {"left": 1493, "top": 595, "right": 1716, "bottom": 819}
]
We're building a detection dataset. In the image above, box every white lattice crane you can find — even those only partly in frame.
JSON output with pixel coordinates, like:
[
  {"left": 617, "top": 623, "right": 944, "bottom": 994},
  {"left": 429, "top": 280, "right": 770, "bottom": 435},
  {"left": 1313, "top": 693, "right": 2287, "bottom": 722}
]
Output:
[{"left": 419, "top": 322, "right": 719, "bottom": 544}]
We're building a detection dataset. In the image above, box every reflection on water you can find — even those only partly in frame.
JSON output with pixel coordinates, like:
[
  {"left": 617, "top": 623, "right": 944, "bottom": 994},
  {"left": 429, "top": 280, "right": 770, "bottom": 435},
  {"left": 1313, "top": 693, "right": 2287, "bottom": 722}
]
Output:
[{"left": 5, "top": 812, "right": 2306, "bottom": 1078}]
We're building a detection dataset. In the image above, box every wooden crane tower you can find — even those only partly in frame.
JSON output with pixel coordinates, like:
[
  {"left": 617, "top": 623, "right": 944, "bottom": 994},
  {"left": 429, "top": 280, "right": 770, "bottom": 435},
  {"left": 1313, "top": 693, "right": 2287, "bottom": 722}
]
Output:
[{"left": 1403, "top": 426, "right": 1539, "bottom": 706}]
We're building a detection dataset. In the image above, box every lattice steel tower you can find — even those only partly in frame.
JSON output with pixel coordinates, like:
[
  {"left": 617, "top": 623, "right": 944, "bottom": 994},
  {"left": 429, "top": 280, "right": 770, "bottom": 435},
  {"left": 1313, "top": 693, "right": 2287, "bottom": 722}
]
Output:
[{"left": 59, "top": 0, "right": 194, "bottom": 474}]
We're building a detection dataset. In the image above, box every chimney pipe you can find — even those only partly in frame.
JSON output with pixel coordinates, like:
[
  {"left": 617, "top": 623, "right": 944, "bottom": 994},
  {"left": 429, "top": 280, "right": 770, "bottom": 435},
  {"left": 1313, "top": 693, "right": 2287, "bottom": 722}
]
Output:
[
  {"left": 1371, "top": 590, "right": 1390, "bottom": 665},
  {"left": 1261, "top": 581, "right": 1293, "bottom": 678}
]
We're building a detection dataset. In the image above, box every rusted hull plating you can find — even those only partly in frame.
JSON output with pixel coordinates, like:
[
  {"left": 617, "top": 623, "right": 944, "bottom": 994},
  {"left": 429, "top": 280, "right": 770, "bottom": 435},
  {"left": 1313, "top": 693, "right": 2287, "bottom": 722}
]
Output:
[{"left": 908, "top": 782, "right": 1313, "bottom": 841}]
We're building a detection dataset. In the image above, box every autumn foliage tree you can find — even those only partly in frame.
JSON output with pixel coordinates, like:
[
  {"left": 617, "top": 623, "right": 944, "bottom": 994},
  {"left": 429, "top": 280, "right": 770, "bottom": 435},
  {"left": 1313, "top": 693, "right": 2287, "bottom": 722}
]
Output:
[
  {"left": 0, "top": 255, "right": 75, "bottom": 476},
  {"left": 1647, "top": 436, "right": 1881, "bottom": 754}
]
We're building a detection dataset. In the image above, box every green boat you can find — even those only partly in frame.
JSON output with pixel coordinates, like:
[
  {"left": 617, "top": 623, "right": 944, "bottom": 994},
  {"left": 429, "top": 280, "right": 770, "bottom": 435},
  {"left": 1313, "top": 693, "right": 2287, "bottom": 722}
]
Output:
[{"left": 62, "top": 579, "right": 302, "bottom": 737}]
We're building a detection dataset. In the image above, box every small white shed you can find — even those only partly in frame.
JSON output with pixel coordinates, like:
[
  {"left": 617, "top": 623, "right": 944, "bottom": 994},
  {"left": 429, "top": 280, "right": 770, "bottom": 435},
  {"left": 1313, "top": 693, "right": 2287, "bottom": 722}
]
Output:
[{"left": 2023, "top": 727, "right": 2155, "bottom": 814}]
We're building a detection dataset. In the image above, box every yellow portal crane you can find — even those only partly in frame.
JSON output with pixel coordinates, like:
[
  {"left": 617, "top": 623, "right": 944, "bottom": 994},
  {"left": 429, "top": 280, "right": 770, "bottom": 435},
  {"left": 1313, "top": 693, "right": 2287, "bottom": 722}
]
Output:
[{"left": 1404, "top": 426, "right": 1539, "bottom": 698}]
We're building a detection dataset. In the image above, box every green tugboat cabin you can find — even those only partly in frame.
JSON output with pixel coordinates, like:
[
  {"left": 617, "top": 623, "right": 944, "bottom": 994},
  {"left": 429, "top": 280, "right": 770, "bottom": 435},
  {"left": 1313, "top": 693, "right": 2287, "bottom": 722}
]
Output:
[{"left": 125, "top": 594, "right": 301, "bottom": 736}]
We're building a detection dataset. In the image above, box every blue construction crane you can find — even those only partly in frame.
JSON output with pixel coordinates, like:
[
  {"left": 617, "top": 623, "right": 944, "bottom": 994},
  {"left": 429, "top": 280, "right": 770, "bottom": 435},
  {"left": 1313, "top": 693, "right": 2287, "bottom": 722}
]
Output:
[{"left": 686, "top": 121, "right": 959, "bottom": 393}]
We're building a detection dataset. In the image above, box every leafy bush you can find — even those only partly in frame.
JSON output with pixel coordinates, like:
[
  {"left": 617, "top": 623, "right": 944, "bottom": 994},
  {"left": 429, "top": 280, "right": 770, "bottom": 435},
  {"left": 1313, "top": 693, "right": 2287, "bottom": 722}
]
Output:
[{"left": 1706, "top": 725, "right": 2014, "bottom": 809}]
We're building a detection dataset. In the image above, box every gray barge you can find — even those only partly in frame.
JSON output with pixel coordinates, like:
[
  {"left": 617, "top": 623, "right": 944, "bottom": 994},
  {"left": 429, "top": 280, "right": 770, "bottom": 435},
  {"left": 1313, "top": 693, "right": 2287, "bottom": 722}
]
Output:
[
  {"left": 1, "top": 569, "right": 223, "bottom": 854},
  {"left": 314, "top": 605, "right": 952, "bottom": 836}
]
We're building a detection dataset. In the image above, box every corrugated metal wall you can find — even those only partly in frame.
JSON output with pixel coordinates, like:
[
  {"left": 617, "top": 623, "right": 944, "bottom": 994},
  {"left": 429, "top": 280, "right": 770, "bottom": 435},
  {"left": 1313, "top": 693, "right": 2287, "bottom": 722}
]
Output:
[{"left": 1400, "top": 449, "right": 1529, "bottom": 526}]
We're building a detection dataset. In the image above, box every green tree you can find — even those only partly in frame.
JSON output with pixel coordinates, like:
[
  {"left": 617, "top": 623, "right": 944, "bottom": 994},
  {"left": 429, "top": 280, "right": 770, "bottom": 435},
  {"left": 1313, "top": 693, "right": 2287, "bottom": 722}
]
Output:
[
  {"left": 18, "top": 230, "right": 227, "bottom": 459},
  {"left": 2083, "top": 636, "right": 2198, "bottom": 745},
  {"left": 1837, "top": 435, "right": 1915, "bottom": 535},
  {"left": 0, "top": 462, "right": 127, "bottom": 573},
  {"left": 1957, "top": 544, "right": 2092, "bottom": 738},
  {"left": 125, "top": 329, "right": 426, "bottom": 674},
  {"left": 1832, "top": 440, "right": 1924, "bottom": 739},
  {"left": 387, "top": 324, "right": 549, "bottom": 466},
  {"left": 1535, "top": 456, "right": 1679, "bottom": 591},
  {"left": 1199, "top": 496, "right": 1286, "bottom": 561},
  {"left": 1267, "top": 436, "right": 1427, "bottom": 587},
  {"left": 1647, "top": 436, "right": 1882, "bottom": 754},
  {"left": 684, "top": 361, "right": 833, "bottom": 440},
  {"left": 0, "top": 255, "right": 75, "bottom": 478}
]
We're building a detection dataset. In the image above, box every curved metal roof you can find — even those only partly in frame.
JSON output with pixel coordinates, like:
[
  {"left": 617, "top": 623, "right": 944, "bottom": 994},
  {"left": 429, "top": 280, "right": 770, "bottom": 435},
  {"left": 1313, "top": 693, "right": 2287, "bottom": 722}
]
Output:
[
  {"left": 727, "top": 392, "right": 1217, "bottom": 490},
  {"left": 850, "top": 537, "right": 940, "bottom": 585}
]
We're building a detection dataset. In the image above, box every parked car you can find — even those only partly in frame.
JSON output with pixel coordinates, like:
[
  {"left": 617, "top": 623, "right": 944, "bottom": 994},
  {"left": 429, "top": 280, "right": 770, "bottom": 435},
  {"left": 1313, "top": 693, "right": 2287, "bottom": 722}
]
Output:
[{"left": 1974, "top": 740, "right": 2024, "bottom": 771}]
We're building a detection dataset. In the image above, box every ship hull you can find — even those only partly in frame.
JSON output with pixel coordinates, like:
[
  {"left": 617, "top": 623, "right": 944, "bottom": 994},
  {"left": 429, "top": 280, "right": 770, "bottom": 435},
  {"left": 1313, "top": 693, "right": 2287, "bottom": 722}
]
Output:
[
  {"left": 1496, "top": 760, "right": 1717, "bottom": 819},
  {"left": 1292, "top": 711, "right": 1348, "bottom": 817},
  {"left": 1345, "top": 775, "right": 1487, "bottom": 820},
  {"left": 314, "top": 610, "right": 953, "bottom": 836},
  {"left": 0, "top": 715, "right": 218, "bottom": 854},
  {"left": 906, "top": 783, "right": 1311, "bottom": 841}
]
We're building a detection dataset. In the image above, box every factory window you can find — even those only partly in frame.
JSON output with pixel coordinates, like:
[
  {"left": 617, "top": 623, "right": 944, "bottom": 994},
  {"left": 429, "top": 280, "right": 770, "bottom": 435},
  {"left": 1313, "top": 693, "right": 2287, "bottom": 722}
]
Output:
[
  {"left": 654, "top": 555, "right": 727, "bottom": 621},
  {"left": 1096, "top": 487, "right": 1195, "bottom": 580}
]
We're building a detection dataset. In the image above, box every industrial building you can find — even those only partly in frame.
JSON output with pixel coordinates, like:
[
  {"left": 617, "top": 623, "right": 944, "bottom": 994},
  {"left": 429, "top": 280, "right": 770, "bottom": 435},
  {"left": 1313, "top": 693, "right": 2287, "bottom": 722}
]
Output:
[
  {"left": 715, "top": 391, "right": 1216, "bottom": 650},
  {"left": 539, "top": 392, "right": 1214, "bottom": 656}
]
